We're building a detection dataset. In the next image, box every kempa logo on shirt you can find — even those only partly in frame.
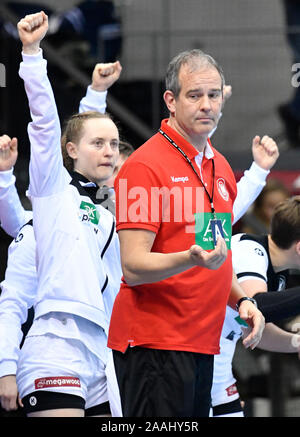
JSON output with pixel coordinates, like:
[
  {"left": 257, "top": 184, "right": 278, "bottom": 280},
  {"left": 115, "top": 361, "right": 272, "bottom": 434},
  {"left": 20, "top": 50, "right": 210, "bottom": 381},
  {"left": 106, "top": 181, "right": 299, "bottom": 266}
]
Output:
[
  {"left": 34, "top": 376, "right": 81, "bottom": 389},
  {"left": 170, "top": 176, "right": 189, "bottom": 183},
  {"left": 79, "top": 201, "right": 100, "bottom": 225}
]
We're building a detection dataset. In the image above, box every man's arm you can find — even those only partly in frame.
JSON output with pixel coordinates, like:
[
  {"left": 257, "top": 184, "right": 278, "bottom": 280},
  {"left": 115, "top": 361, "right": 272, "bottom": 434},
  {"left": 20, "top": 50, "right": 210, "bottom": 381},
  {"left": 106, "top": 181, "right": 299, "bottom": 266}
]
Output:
[
  {"left": 233, "top": 135, "right": 279, "bottom": 224},
  {"left": 257, "top": 322, "right": 300, "bottom": 354},
  {"left": 227, "top": 272, "right": 265, "bottom": 350},
  {"left": 119, "top": 229, "right": 265, "bottom": 350},
  {"left": 0, "top": 135, "right": 32, "bottom": 238},
  {"left": 118, "top": 228, "right": 228, "bottom": 286}
]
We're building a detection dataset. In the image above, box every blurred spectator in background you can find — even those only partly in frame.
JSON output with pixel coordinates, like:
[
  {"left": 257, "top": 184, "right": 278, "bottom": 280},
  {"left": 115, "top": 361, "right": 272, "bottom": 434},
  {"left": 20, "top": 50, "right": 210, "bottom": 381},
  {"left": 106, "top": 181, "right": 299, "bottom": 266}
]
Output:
[
  {"left": 52, "top": 0, "right": 122, "bottom": 63},
  {"left": 0, "top": 2, "right": 54, "bottom": 38},
  {"left": 105, "top": 140, "right": 134, "bottom": 188},
  {"left": 240, "top": 178, "right": 290, "bottom": 234},
  {"left": 278, "top": 0, "right": 300, "bottom": 148},
  {"left": 0, "top": 1, "right": 122, "bottom": 66}
]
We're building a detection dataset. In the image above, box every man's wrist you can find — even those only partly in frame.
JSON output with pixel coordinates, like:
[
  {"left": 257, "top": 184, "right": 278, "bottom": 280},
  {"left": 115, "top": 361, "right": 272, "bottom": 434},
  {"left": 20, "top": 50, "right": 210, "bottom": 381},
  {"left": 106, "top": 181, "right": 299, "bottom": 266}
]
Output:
[{"left": 236, "top": 296, "right": 258, "bottom": 311}]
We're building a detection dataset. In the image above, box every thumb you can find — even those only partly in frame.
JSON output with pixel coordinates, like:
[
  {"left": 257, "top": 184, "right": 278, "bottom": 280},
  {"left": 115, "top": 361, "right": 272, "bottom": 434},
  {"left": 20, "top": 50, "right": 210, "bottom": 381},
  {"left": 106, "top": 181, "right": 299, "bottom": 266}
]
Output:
[
  {"left": 18, "top": 394, "right": 24, "bottom": 408},
  {"left": 190, "top": 244, "right": 206, "bottom": 256},
  {"left": 238, "top": 305, "right": 250, "bottom": 321},
  {"left": 252, "top": 135, "right": 260, "bottom": 148},
  {"left": 11, "top": 137, "right": 18, "bottom": 152},
  {"left": 114, "top": 60, "right": 122, "bottom": 73}
]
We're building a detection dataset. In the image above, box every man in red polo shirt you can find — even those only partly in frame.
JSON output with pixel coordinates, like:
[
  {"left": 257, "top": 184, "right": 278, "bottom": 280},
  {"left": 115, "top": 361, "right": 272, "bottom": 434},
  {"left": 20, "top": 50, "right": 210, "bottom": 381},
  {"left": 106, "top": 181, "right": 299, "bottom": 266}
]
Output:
[{"left": 108, "top": 49, "right": 265, "bottom": 417}]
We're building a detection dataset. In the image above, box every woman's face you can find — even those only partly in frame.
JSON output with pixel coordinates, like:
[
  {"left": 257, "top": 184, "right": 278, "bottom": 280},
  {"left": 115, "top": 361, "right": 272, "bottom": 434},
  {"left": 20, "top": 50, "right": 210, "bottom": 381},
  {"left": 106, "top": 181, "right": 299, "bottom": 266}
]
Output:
[
  {"left": 72, "top": 117, "right": 119, "bottom": 185},
  {"left": 261, "top": 190, "right": 288, "bottom": 225}
]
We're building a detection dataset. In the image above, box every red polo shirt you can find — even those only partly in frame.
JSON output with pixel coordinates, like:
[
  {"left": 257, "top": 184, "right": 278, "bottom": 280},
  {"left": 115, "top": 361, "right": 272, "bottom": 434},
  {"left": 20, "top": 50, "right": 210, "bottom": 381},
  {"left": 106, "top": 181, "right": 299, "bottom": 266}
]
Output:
[{"left": 108, "top": 119, "right": 237, "bottom": 354}]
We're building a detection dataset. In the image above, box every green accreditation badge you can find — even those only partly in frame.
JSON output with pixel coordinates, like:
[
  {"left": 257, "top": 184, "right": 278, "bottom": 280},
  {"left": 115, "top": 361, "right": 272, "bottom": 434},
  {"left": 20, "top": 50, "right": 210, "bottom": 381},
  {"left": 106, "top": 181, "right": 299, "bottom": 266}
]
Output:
[
  {"left": 194, "top": 212, "right": 232, "bottom": 250},
  {"left": 79, "top": 201, "right": 100, "bottom": 225}
]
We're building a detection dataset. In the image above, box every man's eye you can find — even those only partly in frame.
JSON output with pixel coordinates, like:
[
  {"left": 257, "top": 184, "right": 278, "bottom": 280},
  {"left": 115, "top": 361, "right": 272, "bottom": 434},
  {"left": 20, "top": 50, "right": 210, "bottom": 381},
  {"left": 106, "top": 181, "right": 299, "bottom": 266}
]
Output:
[{"left": 210, "top": 91, "right": 221, "bottom": 99}]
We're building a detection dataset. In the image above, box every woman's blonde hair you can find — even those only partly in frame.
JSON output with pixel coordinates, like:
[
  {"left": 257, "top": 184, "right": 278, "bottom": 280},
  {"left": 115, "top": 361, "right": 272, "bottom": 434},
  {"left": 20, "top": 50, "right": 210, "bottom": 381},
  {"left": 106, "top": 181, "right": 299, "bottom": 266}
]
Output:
[{"left": 61, "top": 111, "right": 113, "bottom": 172}]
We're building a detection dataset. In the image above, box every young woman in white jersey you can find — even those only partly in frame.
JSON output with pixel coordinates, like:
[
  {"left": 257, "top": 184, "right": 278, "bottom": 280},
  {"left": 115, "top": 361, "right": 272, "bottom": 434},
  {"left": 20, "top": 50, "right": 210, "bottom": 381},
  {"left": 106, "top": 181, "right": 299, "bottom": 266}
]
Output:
[
  {"left": 14, "top": 11, "right": 122, "bottom": 417},
  {"left": 0, "top": 59, "right": 122, "bottom": 415}
]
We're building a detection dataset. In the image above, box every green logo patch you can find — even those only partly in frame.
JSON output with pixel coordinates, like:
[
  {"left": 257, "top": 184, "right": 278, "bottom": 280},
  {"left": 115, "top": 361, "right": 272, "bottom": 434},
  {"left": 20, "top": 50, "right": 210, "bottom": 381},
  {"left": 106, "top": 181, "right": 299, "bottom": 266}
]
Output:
[
  {"left": 234, "top": 315, "right": 249, "bottom": 327},
  {"left": 79, "top": 201, "right": 100, "bottom": 225},
  {"left": 194, "top": 212, "right": 232, "bottom": 250}
]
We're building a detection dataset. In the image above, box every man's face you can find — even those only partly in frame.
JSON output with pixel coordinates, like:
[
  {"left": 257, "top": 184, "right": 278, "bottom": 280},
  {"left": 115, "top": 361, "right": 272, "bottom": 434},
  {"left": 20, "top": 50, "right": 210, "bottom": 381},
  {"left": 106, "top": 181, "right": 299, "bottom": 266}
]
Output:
[{"left": 165, "top": 63, "right": 223, "bottom": 144}]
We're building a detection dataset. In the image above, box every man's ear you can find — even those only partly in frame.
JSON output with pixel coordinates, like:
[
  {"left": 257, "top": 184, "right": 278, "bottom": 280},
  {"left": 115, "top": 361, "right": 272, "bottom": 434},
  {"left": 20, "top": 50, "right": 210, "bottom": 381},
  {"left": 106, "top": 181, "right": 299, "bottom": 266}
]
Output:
[
  {"left": 66, "top": 141, "right": 78, "bottom": 160},
  {"left": 163, "top": 90, "right": 176, "bottom": 115}
]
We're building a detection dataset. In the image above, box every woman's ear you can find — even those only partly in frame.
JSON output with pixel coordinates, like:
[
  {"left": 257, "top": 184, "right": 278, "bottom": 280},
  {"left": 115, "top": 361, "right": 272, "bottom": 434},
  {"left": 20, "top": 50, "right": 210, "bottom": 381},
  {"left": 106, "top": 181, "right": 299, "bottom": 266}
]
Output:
[{"left": 65, "top": 141, "right": 78, "bottom": 160}]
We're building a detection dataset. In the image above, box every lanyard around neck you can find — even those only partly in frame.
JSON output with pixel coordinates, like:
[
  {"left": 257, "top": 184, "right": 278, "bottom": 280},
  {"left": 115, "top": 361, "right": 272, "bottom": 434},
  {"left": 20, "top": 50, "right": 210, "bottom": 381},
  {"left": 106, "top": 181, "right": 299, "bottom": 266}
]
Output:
[{"left": 159, "top": 128, "right": 216, "bottom": 217}]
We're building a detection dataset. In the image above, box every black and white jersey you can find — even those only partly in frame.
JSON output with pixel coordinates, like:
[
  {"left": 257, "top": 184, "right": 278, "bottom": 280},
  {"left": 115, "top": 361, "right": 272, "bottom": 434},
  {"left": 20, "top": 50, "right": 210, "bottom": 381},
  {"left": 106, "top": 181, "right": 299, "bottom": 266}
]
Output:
[
  {"left": 234, "top": 233, "right": 289, "bottom": 292},
  {"left": 211, "top": 232, "right": 289, "bottom": 406}
]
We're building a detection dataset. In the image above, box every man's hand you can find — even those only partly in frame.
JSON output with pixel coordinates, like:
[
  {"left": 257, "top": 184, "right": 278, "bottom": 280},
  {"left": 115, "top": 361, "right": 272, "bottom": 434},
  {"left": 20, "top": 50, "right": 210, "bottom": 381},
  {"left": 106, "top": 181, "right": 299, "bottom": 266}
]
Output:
[
  {"left": 91, "top": 61, "right": 122, "bottom": 92},
  {"left": 239, "top": 301, "right": 265, "bottom": 350},
  {"left": 17, "top": 11, "right": 48, "bottom": 55},
  {"left": 0, "top": 375, "right": 23, "bottom": 411},
  {"left": 252, "top": 135, "right": 279, "bottom": 171},
  {"left": 189, "top": 237, "right": 227, "bottom": 270},
  {"left": 0, "top": 135, "right": 18, "bottom": 171}
]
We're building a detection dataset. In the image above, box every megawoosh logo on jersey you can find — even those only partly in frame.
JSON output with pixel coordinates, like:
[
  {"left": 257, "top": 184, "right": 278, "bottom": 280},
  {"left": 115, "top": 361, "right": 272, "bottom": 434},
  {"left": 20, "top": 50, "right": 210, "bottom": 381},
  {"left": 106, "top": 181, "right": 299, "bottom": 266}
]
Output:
[
  {"left": 194, "top": 212, "right": 232, "bottom": 250},
  {"left": 79, "top": 201, "right": 100, "bottom": 225}
]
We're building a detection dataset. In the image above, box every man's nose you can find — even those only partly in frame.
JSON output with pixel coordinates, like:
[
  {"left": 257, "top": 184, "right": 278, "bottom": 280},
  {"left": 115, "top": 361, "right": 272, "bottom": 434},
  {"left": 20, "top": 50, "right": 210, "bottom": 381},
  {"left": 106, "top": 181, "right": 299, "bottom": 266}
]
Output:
[{"left": 199, "top": 95, "right": 211, "bottom": 112}]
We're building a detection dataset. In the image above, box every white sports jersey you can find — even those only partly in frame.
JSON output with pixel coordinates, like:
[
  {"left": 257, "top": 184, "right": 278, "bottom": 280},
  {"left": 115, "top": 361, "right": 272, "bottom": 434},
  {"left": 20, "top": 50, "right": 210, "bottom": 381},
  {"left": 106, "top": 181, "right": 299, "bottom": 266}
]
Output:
[
  {"left": 0, "top": 67, "right": 110, "bottom": 377},
  {"left": 212, "top": 233, "right": 288, "bottom": 407},
  {"left": 232, "top": 162, "right": 269, "bottom": 225},
  {"left": 0, "top": 222, "right": 36, "bottom": 378},
  {"left": 0, "top": 81, "right": 107, "bottom": 238},
  {"left": 18, "top": 49, "right": 121, "bottom": 333},
  {"left": 0, "top": 169, "right": 32, "bottom": 238}
]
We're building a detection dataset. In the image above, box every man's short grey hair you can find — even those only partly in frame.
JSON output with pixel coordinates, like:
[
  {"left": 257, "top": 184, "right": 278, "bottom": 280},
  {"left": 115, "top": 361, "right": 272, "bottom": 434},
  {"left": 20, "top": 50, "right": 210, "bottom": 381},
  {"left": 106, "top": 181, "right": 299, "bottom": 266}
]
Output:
[{"left": 165, "top": 49, "right": 225, "bottom": 98}]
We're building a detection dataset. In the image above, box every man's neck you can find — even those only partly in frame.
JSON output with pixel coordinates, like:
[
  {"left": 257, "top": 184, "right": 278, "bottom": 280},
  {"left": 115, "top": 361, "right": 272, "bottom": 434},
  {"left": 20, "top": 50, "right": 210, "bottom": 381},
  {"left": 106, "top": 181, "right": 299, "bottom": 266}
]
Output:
[{"left": 167, "top": 118, "right": 208, "bottom": 153}]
